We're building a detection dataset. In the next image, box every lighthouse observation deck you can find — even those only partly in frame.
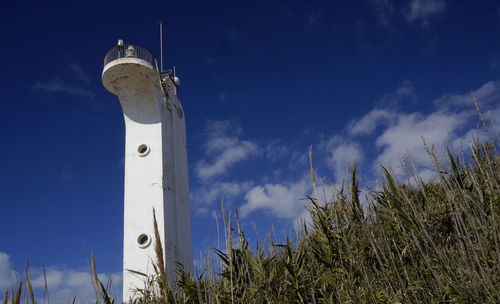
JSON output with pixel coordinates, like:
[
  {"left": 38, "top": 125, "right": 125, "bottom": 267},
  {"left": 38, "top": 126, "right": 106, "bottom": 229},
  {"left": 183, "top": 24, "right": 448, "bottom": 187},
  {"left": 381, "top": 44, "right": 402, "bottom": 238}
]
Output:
[
  {"left": 104, "top": 44, "right": 158, "bottom": 71},
  {"left": 102, "top": 44, "right": 161, "bottom": 97}
]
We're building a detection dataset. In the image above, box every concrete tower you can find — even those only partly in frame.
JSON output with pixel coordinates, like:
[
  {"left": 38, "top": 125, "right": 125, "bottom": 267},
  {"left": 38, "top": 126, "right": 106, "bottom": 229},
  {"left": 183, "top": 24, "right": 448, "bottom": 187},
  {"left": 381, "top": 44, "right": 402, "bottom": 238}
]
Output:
[{"left": 101, "top": 41, "right": 193, "bottom": 302}]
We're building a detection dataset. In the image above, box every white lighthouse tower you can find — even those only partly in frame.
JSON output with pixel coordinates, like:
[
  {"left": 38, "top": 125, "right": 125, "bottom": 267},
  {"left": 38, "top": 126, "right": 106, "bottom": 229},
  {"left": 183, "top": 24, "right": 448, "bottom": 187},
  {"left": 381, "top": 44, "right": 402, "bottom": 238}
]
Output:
[{"left": 101, "top": 40, "right": 193, "bottom": 301}]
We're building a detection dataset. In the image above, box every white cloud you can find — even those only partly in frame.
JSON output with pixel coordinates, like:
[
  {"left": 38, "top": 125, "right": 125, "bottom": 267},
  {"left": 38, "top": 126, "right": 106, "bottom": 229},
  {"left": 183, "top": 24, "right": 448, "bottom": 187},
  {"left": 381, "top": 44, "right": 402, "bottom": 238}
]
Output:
[
  {"left": 370, "top": 1, "right": 445, "bottom": 28},
  {"left": 327, "top": 142, "right": 364, "bottom": 183},
  {"left": 240, "top": 79, "right": 496, "bottom": 226},
  {"left": 451, "top": 127, "right": 487, "bottom": 153},
  {"left": 192, "top": 80, "right": 499, "bottom": 228},
  {"left": 30, "top": 268, "right": 64, "bottom": 289},
  {"left": 33, "top": 78, "right": 94, "bottom": 98},
  {"left": 36, "top": 269, "right": 122, "bottom": 303},
  {"left": 434, "top": 80, "right": 500, "bottom": 108},
  {"left": 196, "top": 120, "right": 259, "bottom": 180},
  {"left": 348, "top": 108, "right": 395, "bottom": 136},
  {"left": 405, "top": 0, "right": 446, "bottom": 25},
  {"left": 39, "top": 270, "right": 122, "bottom": 303},
  {"left": 347, "top": 81, "right": 416, "bottom": 136},
  {"left": 292, "top": 178, "right": 343, "bottom": 230},
  {"left": 0, "top": 252, "right": 17, "bottom": 289},
  {"left": 240, "top": 178, "right": 310, "bottom": 219},
  {"left": 344, "top": 79, "right": 500, "bottom": 179},
  {"left": 379, "top": 80, "right": 417, "bottom": 106},
  {"left": 373, "top": 110, "right": 471, "bottom": 173},
  {"left": 0, "top": 252, "right": 121, "bottom": 303},
  {"left": 319, "top": 136, "right": 364, "bottom": 182},
  {"left": 191, "top": 181, "right": 254, "bottom": 215}
]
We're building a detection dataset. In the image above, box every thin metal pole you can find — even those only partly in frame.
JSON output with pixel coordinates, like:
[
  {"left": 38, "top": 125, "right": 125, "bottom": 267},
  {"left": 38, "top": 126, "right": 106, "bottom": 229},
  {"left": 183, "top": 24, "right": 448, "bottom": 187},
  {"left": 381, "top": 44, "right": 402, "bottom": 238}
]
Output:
[
  {"left": 164, "top": 23, "right": 167, "bottom": 73},
  {"left": 160, "top": 21, "right": 163, "bottom": 72}
]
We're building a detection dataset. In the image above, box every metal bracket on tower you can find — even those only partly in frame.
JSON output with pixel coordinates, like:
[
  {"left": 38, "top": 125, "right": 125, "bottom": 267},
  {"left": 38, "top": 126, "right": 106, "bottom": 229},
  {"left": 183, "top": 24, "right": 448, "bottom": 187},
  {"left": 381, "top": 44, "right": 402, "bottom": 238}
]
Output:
[{"left": 158, "top": 71, "right": 173, "bottom": 111}]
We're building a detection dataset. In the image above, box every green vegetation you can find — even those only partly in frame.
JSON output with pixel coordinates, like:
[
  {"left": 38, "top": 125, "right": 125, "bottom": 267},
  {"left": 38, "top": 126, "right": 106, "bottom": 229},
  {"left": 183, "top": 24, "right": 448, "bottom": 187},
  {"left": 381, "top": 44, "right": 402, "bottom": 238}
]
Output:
[
  {"left": 126, "top": 105, "right": 500, "bottom": 303},
  {"left": 4, "top": 104, "right": 499, "bottom": 303}
]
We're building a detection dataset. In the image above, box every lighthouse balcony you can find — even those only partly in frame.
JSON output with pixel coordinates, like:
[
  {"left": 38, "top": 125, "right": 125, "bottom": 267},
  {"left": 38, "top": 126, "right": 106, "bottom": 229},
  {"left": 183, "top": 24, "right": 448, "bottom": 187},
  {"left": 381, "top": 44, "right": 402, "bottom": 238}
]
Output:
[
  {"left": 103, "top": 44, "right": 158, "bottom": 72},
  {"left": 102, "top": 44, "right": 160, "bottom": 96}
]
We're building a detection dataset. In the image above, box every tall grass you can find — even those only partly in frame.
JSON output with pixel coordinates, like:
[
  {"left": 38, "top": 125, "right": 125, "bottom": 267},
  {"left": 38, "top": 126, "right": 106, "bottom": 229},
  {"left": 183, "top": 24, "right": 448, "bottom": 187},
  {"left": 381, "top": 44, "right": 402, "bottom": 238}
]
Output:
[
  {"left": 126, "top": 105, "right": 499, "bottom": 303},
  {"left": 4, "top": 104, "right": 499, "bottom": 303}
]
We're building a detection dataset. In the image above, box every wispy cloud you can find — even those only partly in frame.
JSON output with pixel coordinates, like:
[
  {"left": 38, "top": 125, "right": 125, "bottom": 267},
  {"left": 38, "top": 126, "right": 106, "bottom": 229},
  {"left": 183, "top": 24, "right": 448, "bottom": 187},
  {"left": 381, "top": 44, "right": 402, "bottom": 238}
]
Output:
[
  {"left": 33, "top": 78, "right": 94, "bottom": 98},
  {"left": 346, "top": 79, "right": 499, "bottom": 176},
  {"left": 67, "top": 62, "right": 90, "bottom": 83},
  {"left": 379, "top": 80, "right": 418, "bottom": 106},
  {"left": 192, "top": 120, "right": 300, "bottom": 216},
  {"left": 192, "top": 80, "right": 499, "bottom": 226},
  {"left": 0, "top": 253, "right": 16, "bottom": 290},
  {"left": 347, "top": 108, "right": 395, "bottom": 136},
  {"left": 33, "top": 269, "right": 121, "bottom": 303},
  {"left": 347, "top": 81, "right": 416, "bottom": 136},
  {"left": 195, "top": 120, "right": 259, "bottom": 181},
  {"left": 369, "top": 0, "right": 446, "bottom": 28},
  {"left": 317, "top": 135, "right": 364, "bottom": 183},
  {"left": 191, "top": 181, "right": 254, "bottom": 215},
  {"left": 0, "top": 252, "right": 122, "bottom": 303},
  {"left": 240, "top": 178, "right": 310, "bottom": 219},
  {"left": 328, "top": 142, "right": 364, "bottom": 182},
  {"left": 405, "top": 0, "right": 446, "bottom": 25},
  {"left": 238, "top": 172, "right": 338, "bottom": 228},
  {"left": 434, "top": 80, "right": 500, "bottom": 108},
  {"left": 373, "top": 110, "right": 471, "bottom": 173}
]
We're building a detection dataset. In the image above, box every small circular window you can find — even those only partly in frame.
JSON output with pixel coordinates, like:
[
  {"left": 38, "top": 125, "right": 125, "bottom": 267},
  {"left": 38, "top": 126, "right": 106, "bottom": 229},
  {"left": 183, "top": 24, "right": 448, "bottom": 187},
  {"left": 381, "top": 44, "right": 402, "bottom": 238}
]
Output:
[
  {"left": 137, "top": 144, "right": 150, "bottom": 157},
  {"left": 137, "top": 233, "right": 151, "bottom": 248}
]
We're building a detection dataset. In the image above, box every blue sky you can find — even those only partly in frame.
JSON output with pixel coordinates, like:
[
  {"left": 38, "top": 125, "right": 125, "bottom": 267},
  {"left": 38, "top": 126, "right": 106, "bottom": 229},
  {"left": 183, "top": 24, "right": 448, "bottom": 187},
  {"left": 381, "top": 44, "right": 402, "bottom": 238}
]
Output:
[{"left": 1, "top": 0, "right": 500, "bottom": 302}]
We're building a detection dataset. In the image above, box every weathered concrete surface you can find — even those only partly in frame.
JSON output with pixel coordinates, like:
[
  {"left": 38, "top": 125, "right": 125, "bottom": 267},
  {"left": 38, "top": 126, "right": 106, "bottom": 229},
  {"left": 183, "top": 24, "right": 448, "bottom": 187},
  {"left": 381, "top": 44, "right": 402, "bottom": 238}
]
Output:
[{"left": 102, "top": 57, "right": 193, "bottom": 302}]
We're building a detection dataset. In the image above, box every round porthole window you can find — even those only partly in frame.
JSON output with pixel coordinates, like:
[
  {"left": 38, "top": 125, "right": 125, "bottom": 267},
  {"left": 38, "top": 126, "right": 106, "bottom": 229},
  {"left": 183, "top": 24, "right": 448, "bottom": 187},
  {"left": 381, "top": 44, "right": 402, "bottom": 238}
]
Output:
[
  {"left": 137, "top": 144, "right": 150, "bottom": 157},
  {"left": 137, "top": 233, "right": 151, "bottom": 248}
]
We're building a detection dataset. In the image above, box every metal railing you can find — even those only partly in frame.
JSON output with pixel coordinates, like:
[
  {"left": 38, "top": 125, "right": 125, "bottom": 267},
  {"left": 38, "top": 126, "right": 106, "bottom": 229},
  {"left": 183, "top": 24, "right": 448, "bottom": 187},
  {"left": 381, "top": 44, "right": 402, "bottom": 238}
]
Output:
[{"left": 103, "top": 44, "right": 158, "bottom": 71}]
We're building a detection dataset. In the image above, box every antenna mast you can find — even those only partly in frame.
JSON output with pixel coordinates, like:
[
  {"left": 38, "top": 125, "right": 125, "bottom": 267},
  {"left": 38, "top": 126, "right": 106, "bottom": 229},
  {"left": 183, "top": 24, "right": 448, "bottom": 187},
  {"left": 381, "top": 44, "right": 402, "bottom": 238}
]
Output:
[{"left": 159, "top": 21, "right": 164, "bottom": 72}]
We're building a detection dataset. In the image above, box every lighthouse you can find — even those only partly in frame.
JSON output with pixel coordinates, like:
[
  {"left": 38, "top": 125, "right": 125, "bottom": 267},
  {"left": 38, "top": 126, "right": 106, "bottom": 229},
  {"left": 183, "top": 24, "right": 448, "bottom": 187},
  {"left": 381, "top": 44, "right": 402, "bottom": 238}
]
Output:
[{"left": 101, "top": 40, "right": 193, "bottom": 301}]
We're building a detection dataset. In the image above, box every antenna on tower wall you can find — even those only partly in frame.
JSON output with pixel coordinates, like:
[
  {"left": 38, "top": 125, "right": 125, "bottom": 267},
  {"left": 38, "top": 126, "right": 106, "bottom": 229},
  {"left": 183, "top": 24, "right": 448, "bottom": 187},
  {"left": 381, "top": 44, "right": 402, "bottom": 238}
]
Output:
[{"left": 159, "top": 21, "right": 164, "bottom": 72}]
